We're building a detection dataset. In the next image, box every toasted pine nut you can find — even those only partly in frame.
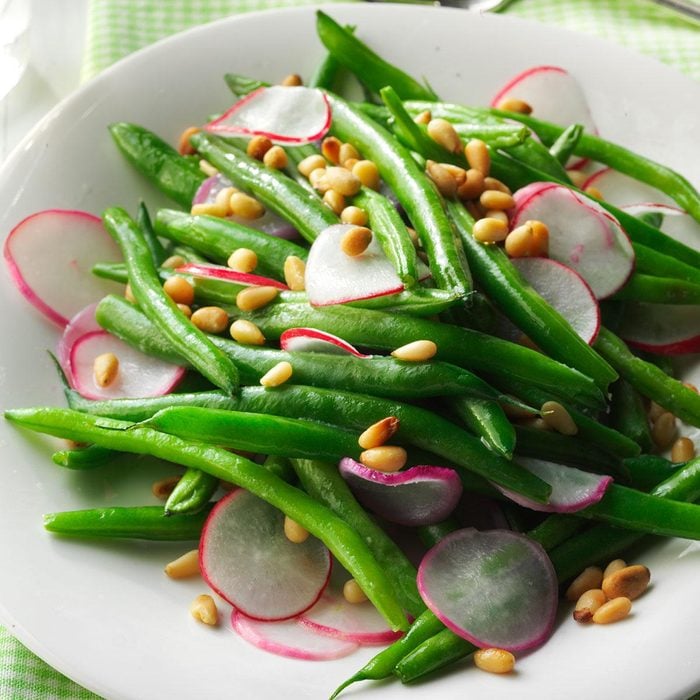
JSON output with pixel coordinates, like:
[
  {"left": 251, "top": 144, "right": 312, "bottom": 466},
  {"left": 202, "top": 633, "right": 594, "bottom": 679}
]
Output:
[
  {"left": 191, "top": 306, "right": 229, "bottom": 334},
  {"left": 603, "top": 558, "right": 627, "bottom": 579},
  {"left": 124, "top": 283, "right": 136, "bottom": 303},
  {"left": 284, "top": 516, "right": 309, "bottom": 543},
  {"left": 465, "top": 200, "right": 484, "bottom": 221},
  {"left": 161, "top": 255, "right": 187, "bottom": 270},
  {"left": 566, "top": 566, "right": 604, "bottom": 602},
  {"left": 343, "top": 157, "right": 359, "bottom": 171},
  {"left": 246, "top": 135, "right": 273, "bottom": 160},
  {"left": 236, "top": 285, "right": 279, "bottom": 311},
  {"left": 426, "top": 160, "right": 458, "bottom": 197},
  {"left": 671, "top": 437, "right": 696, "bottom": 462},
  {"left": 480, "top": 189, "right": 515, "bottom": 211},
  {"left": 280, "top": 73, "right": 303, "bottom": 86},
  {"left": 177, "top": 304, "right": 192, "bottom": 319},
  {"left": 214, "top": 186, "right": 237, "bottom": 216},
  {"left": 190, "top": 594, "right": 218, "bottom": 626},
  {"left": 473, "top": 648, "right": 515, "bottom": 674},
  {"left": 283, "top": 255, "right": 306, "bottom": 291},
  {"left": 177, "top": 126, "right": 200, "bottom": 156},
  {"left": 360, "top": 446, "right": 407, "bottom": 473},
  {"left": 191, "top": 201, "right": 228, "bottom": 218},
  {"left": 441, "top": 163, "right": 467, "bottom": 187},
  {"left": 541, "top": 400, "right": 578, "bottom": 436},
  {"left": 325, "top": 167, "right": 362, "bottom": 196},
  {"left": 340, "top": 206, "right": 369, "bottom": 226},
  {"left": 263, "top": 145, "right": 288, "bottom": 170},
  {"left": 496, "top": 97, "right": 532, "bottom": 114},
  {"left": 483, "top": 210, "right": 509, "bottom": 225},
  {"left": 309, "top": 168, "right": 331, "bottom": 193},
  {"left": 321, "top": 136, "right": 342, "bottom": 164},
  {"left": 652, "top": 411, "right": 677, "bottom": 450},
  {"left": 519, "top": 416, "right": 551, "bottom": 431},
  {"left": 602, "top": 564, "right": 650, "bottom": 601},
  {"left": 427, "top": 118, "right": 462, "bottom": 153},
  {"left": 472, "top": 217, "right": 509, "bottom": 243},
  {"left": 260, "top": 361, "right": 293, "bottom": 388},
  {"left": 230, "top": 319, "right": 266, "bottom": 345},
  {"left": 483, "top": 177, "right": 511, "bottom": 195},
  {"left": 584, "top": 186, "right": 604, "bottom": 200},
  {"left": 573, "top": 588, "right": 607, "bottom": 623},
  {"left": 339, "top": 142, "right": 360, "bottom": 166},
  {"left": 648, "top": 400, "right": 666, "bottom": 422},
  {"left": 567, "top": 169, "right": 589, "bottom": 188},
  {"left": 391, "top": 340, "right": 438, "bottom": 362},
  {"left": 528, "top": 219, "right": 550, "bottom": 256},
  {"left": 592, "top": 596, "right": 631, "bottom": 624},
  {"left": 359, "top": 416, "right": 400, "bottom": 449},
  {"left": 414, "top": 110, "right": 432, "bottom": 125},
  {"left": 165, "top": 549, "right": 200, "bottom": 579},
  {"left": 229, "top": 192, "right": 265, "bottom": 219},
  {"left": 163, "top": 276, "right": 195, "bottom": 306},
  {"left": 352, "top": 160, "right": 381, "bottom": 190},
  {"left": 457, "top": 168, "right": 486, "bottom": 201},
  {"left": 93, "top": 352, "right": 119, "bottom": 388},
  {"left": 683, "top": 382, "right": 698, "bottom": 393},
  {"left": 152, "top": 475, "right": 180, "bottom": 500},
  {"left": 406, "top": 227, "right": 420, "bottom": 247},
  {"left": 464, "top": 139, "right": 490, "bottom": 176},
  {"left": 199, "top": 159, "right": 218, "bottom": 177},
  {"left": 340, "top": 226, "right": 373, "bottom": 257},
  {"left": 298, "top": 154, "right": 327, "bottom": 178},
  {"left": 343, "top": 579, "right": 368, "bottom": 604},
  {"left": 323, "top": 189, "right": 346, "bottom": 215},
  {"left": 227, "top": 247, "right": 258, "bottom": 273}
]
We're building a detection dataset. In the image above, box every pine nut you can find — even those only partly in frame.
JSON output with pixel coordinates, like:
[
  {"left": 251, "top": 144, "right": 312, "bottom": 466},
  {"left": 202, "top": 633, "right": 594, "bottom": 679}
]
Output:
[
  {"left": 177, "top": 126, "right": 200, "bottom": 156},
  {"left": 323, "top": 189, "right": 346, "bottom": 215},
  {"left": 165, "top": 549, "right": 200, "bottom": 579},
  {"left": 284, "top": 516, "right": 309, "bottom": 543},
  {"left": 321, "top": 136, "right": 342, "bottom": 164},
  {"left": 352, "top": 160, "right": 381, "bottom": 190},
  {"left": 263, "top": 145, "right": 288, "bottom": 170},
  {"left": 391, "top": 340, "right": 438, "bottom": 362},
  {"left": 584, "top": 186, "right": 604, "bottom": 200},
  {"left": 441, "top": 163, "right": 467, "bottom": 187},
  {"left": 227, "top": 247, "right": 258, "bottom": 273},
  {"left": 191, "top": 201, "right": 228, "bottom": 218},
  {"left": 573, "top": 588, "right": 607, "bottom": 623},
  {"left": 480, "top": 189, "right": 515, "bottom": 211},
  {"left": 483, "top": 210, "right": 509, "bottom": 225},
  {"left": 343, "top": 157, "right": 359, "bottom": 171},
  {"left": 246, "top": 135, "right": 273, "bottom": 160},
  {"left": 541, "top": 400, "right": 578, "bottom": 435},
  {"left": 496, "top": 97, "right": 533, "bottom": 115},
  {"left": 528, "top": 219, "right": 549, "bottom": 256},
  {"left": 177, "top": 304, "right": 192, "bottom": 319},
  {"left": 406, "top": 227, "right": 420, "bottom": 247},
  {"left": 671, "top": 437, "right": 696, "bottom": 462},
  {"left": 199, "top": 159, "right": 218, "bottom": 177},
  {"left": 414, "top": 110, "right": 432, "bottom": 125},
  {"left": 566, "top": 566, "right": 604, "bottom": 601},
  {"left": 472, "top": 217, "right": 509, "bottom": 243},
  {"left": 506, "top": 225, "right": 535, "bottom": 258},
  {"left": 683, "top": 382, "right": 698, "bottom": 393},
  {"left": 427, "top": 118, "right": 462, "bottom": 153},
  {"left": 325, "top": 167, "right": 362, "bottom": 196},
  {"left": 602, "top": 564, "right": 650, "bottom": 601},
  {"left": 229, "top": 319, "right": 266, "bottom": 345},
  {"left": 339, "top": 142, "right": 360, "bottom": 166},
  {"left": 457, "top": 168, "right": 486, "bottom": 201},
  {"left": 229, "top": 192, "right": 265, "bottom": 219},
  {"left": 567, "top": 169, "right": 588, "bottom": 188},
  {"left": 426, "top": 160, "right": 458, "bottom": 197},
  {"left": 340, "top": 206, "right": 368, "bottom": 226},
  {"left": 163, "top": 276, "right": 195, "bottom": 305},
  {"left": 190, "top": 594, "right": 219, "bottom": 626},
  {"left": 343, "top": 579, "right": 368, "bottom": 604},
  {"left": 360, "top": 446, "right": 407, "bottom": 473},
  {"left": 592, "top": 596, "right": 631, "bottom": 624},
  {"left": 283, "top": 255, "right": 306, "bottom": 291},
  {"left": 125, "top": 283, "right": 136, "bottom": 303},
  {"left": 359, "top": 416, "right": 400, "bottom": 449},
  {"left": 93, "top": 352, "right": 119, "bottom": 388},
  {"left": 152, "top": 475, "right": 180, "bottom": 500},
  {"left": 340, "top": 226, "right": 373, "bottom": 257},
  {"left": 191, "top": 306, "right": 229, "bottom": 334},
  {"left": 652, "top": 411, "right": 677, "bottom": 449},
  {"left": 648, "top": 401, "right": 665, "bottom": 422},
  {"left": 473, "top": 648, "right": 515, "bottom": 674},
  {"left": 162, "top": 254, "right": 186, "bottom": 270},
  {"left": 214, "top": 186, "right": 237, "bottom": 216},
  {"left": 298, "top": 154, "right": 327, "bottom": 178},
  {"left": 260, "top": 361, "right": 293, "bottom": 387},
  {"left": 236, "top": 285, "right": 279, "bottom": 311},
  {"left": 483, "top": 177, "right": 511, "bottom": 195},
  {"left": 519, "top": 416, "right": 551, "bottom": 431},
  {"left": 464, "top": 139, "right": 491, "bottom": 176},
  {"left": 309, "top": 168, "right": 331, "bottom": 193},
  {"left": 603, "top": 558, "right": 627, "bottom": 579},
  {"left": 280, "top": 73, "right": 303, "bottom": 86}
]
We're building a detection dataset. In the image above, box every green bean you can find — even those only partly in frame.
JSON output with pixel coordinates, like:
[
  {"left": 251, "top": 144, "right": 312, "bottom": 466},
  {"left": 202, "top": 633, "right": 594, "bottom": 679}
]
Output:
[
  {"left": 136, "top": 201, "right": 167, "bottom": 266},
  {"left": 224, "top": 73, "right": 267, "bottom": 96},
  {"left": 632, "top": 243, "right": 700, "bottom": 286},
  {"left": 526, "top": 514, "right": 585, "bottom": 551},
  {"left": 609, "top": 379, "right": 654, "bottom": 453},
  {"left": 624, "top": 455, "right": 681, "bottom": 492},
  {"left": 549, "top": 123, "right": 584, "bottom": 165},
  {"left": 102, "top": 208, "right": 239, "bottom": 394},
  {"left": 417, "top": 517, "right": 461, "bottom": 548},
  {"left": 447, "top": 396, "right": 516, "bottom": 460},
  {"left": 164, "top": 468, "right": 219, "bottom": 516},
  {"left": 611, "top": 273, "right": 700, "bottom": 304},
  {"left": 260, "top": 454, "right": 296, "bottom": 483},
  {"left": 51, "top": 444, "right": 119, "bottom": 470},
  {"left": 505, "top": 137, "right": 572, "bottom": 182}
]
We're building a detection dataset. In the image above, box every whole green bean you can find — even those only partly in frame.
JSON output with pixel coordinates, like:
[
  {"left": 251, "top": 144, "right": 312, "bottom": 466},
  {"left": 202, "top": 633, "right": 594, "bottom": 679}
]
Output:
[
  {"left": 224, "top": 73, "right": 267, "bottom": 96},
  {"left": 136, "top": 201, "right": 167, "bottom": 266},
  {"left": 633, "top": 243, "right": 700, "bottom": 286},
  {"left": 611, "top": 272, "right": 700, "bottom": 304},
  {"left": 164, "top": 468, "right": 219, "bottom": 516},
  {"left": 447, "top": 396, "right": 516, "bottom": 460},
  {"left": 549, "top": 123, "right": 584, "bottom": 165},
  {"left": 51, "top": 444, "right": 118, "bottom": 470},
  {"left": 609, "top": 379, "right": 654, "bottom": 453},
  {"left": 624, "top": 455, "right": 681, "bottom": 493}
]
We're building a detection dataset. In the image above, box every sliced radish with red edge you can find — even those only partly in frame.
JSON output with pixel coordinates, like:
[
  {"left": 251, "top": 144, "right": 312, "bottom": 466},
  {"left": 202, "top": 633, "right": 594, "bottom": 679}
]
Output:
[
  {"left": 57, "top": 303, "right": 102, "bottom": 373},
  {"left": 582, "top": 169, "right": 673, "bottom": 208},
  {"left": 176, "top": 262, "right": 289, "bottom": 290},
  {"left": 618, "top": 303, "right": 700, "bottom": 355},
  {"left": 623, "top": 203, "right": 700, "bottom": 251},
  {"left": 280, "top": 328, "right": 370, "bottom": 358}
]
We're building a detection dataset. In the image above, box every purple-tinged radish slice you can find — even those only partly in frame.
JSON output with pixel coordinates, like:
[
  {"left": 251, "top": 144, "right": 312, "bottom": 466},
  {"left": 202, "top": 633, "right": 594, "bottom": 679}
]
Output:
[
  {"left": 193, "top": 173, "right": 232, "bottom": 205},
  {"left": 231, "top": 609, "right": 358, "bottom": 660},
  {"left": 510, "top": 257, "right": 600, "bottom": 344},
  {"left": 338, "top": 458, "right": 462, "bottom": 527},
  {"left": 3, "top": 209, "right": 123, "bottom": 327},
  {"left": 582, "top": 169, "right": 673, "bottom": 207},
  {"left": 618, "top": 303, "right": 700, "bottom": 355},
  {"left": 280, "top": 328, "right": 370, "bottom": 358},
  {"left": 176, "top": 262, "right": 289, "bottom": 290},
  {"left": 496, "top": 457, "right": 612, "bottom": 513},
  {"left": 57, "top": 303, "right": 102, "bottom": 373},
  {"left": 417, "top": 528, "right": 557, "bottom": 651},
  {"left": 200, "top": 489, "right": 331, "bottom": 621},
  {"left": 68, "top": 330, "right": 185, "bottom": 400},
  {"left": 305, "top": 224, "right": 404, "bottom": 307},
  {"left": 205, "top": 86, "right": 331, "bottom": 145},
  {"left": 511, "top": 182, "right": 635, "bottom": 299},
  {"left": 623, "top": 203, "right": 700, "bottom": 251}
]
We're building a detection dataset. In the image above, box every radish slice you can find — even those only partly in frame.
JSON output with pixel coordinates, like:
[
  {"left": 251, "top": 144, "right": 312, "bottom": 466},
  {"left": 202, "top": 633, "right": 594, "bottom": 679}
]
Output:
[
  {"left": 510, "top": 257, "right": 600, "bottom": 344},
  {"left": 68, "top": 330, "right": 185, "bottom": 400},
  {"left": 176, "top": 262, "right": 289, "bottom": 290},
  {"left": 338, "top": 458, "right": 463, "bottom": 527},
  {"left": 617, "top": 303, "right": 700, "bottom": 355},
  {"left": 511, "top": 182, "right": 635, "bottom": 299},
  {"left": 57, "top": 303, "right": 102, "bottom": 373},
  {"left": 490, "top": 65, "right": 596, "bottom": 168},
  {"left": 496, "top": 457, "right": 612, "bottom": 513},
  {"left": 582, "top": 169, "right": 673, "bottom": 208},
  {"left": 204, "top": 86, "right": 332, "bottom": 145},
  {"left": 279, "top": 328, "right": 371, "bottom": 358},
  {"left": 417, "top": 528, "right": 558, "bottom": 651},
  {"left": 623, "top": 203, "right": 700, "bottom": 251},
  {"left": 305, "top": 224, "right": 404, "bottom": 307},
  {"left": 3, "top": 209, "right": 123, "bottom": 327},
  {"left": 200, "top": 489, "right": 331, "bottom": 621},
  {"left": 231, "top": 609, "right": 358, "bottom": 661}
]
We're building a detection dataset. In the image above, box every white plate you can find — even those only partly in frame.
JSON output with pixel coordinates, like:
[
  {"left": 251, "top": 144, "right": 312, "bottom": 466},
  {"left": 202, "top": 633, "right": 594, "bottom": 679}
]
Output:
[{"left": 1, "top": 5, "right": 699, "bottom": 699}]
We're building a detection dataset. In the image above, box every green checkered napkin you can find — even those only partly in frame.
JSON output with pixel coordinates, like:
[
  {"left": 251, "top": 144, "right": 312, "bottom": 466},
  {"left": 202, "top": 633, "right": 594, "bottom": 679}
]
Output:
[{"left": 2, "top": 0, "right": 698, "bottom": 698}]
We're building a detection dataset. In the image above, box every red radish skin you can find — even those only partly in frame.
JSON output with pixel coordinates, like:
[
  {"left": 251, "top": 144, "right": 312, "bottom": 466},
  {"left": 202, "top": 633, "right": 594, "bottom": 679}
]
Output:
[
  {"left": 617, "top": 303, "right": 700, "bottom": 355},
  {"left": 3, "top": 209, "right": 123, "bottom": 327},
  {"left": 582, "top": 169, "right": 673, "bottom": 208},
  {"left": 623, "top": 203, "right": 700, "bottom": 251},
  {"left": 175, "top": 262, "right": 289, "bottom": 290},
  {"left": 205, "top": 86, "right": 332, "bottom": 145},
  {"left": 279, "top": 328, "right": 371, "bottom": 358},
  {"left": 57, "top": 303, "right": 102, "bottom": 374},
  {"left": 200, "top": 489, "right": 331, "bottom": 621}
]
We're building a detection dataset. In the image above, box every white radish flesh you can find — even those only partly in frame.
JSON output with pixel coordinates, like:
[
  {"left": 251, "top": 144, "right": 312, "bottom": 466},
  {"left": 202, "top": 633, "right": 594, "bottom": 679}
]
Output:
[
  {"left": 617, "top": 303, "right": 700, "bottom": 355},
  {"left": 57, "top": 302, "right": 102, "bottom": 373},
  {"left": 279, "top": 328, "right": 370, "bottom": 358},
  {"left": 176, "top": 262, "right": 289, "bottom": 290},
  {"left": 623, "top": 203, "right": 700, "bottom": 251},
  {"left": 583, "top": 168, "right": 673, "bottom": 208}
]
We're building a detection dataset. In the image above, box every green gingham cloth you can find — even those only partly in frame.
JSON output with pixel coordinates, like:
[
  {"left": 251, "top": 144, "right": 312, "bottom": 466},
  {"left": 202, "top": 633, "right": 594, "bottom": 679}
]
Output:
[{"left": 2, "top": 0, "right": 698, "bottom": 698}]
